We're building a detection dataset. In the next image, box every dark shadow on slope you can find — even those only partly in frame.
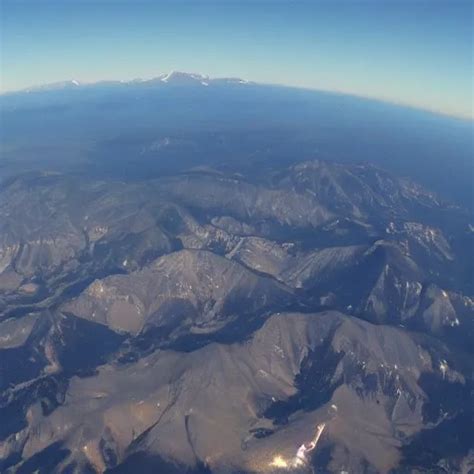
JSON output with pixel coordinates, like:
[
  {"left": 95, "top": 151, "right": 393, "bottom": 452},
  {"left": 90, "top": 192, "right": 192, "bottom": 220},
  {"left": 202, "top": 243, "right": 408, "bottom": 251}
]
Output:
[{"left": 264, "top": 327, "right": 344, "bottom": 425}]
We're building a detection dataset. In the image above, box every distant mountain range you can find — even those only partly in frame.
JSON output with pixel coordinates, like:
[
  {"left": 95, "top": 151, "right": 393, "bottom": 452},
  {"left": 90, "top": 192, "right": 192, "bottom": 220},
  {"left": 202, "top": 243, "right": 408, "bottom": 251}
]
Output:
[
  {"left": 3, "top": 71, "right": 251, "bottom": 94},
  {"left": 1, "top": 71, "right": 472, "bottom": 213}
]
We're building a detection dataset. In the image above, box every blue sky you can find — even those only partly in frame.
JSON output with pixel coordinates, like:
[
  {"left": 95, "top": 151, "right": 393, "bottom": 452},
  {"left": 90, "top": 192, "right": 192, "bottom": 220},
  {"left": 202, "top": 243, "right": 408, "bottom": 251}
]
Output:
[{"left": 1, "top": 0, "right": 472, "bottom": 118}]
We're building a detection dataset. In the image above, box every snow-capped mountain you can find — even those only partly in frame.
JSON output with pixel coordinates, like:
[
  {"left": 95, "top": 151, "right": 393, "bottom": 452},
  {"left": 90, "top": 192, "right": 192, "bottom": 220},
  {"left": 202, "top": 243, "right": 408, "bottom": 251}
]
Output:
[{"left": 13, "top": 71, "right": 250, "bottom": 94}]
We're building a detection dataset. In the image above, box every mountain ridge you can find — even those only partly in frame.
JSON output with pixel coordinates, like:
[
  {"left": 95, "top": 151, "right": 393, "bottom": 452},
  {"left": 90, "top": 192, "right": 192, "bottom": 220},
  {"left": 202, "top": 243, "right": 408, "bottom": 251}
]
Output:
[
  {"left": 2, "top": 71, "right": 252, "bottom": 95},
  {"left": 0, "top": 159, "right": 472, "bottom": 473}
]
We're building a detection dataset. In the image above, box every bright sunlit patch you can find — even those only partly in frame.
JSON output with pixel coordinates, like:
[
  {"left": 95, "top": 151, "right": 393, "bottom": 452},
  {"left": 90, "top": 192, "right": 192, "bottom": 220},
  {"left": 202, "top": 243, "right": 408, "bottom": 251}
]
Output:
[{"left": 269, "top": 455, "right": 289, "bottom": 468}]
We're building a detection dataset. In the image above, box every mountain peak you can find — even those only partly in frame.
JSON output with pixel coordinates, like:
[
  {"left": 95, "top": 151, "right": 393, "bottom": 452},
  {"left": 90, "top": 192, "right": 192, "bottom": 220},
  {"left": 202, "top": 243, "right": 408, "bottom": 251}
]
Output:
[{"left": 159, "top": 71, "right": 210, "bottom": 85}]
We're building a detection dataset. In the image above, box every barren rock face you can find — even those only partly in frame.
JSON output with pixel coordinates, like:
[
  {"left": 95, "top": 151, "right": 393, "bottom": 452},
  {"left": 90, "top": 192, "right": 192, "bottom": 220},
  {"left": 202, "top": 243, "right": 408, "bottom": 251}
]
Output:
[
  {"left": 3, "top": 312, "right": 466, "bottom": 474},
  {"left": 0, "top": 160, "right": 472, "bottom": 474},
  {"left": 62, "top": 249, "right": 293, "bottom": 337}
]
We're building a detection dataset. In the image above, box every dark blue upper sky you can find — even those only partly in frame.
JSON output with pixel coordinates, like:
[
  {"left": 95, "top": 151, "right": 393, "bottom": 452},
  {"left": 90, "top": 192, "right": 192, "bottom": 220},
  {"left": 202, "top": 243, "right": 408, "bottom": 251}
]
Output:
[{"left": 1, "top": 0, "right": 472, "bottom": 118}]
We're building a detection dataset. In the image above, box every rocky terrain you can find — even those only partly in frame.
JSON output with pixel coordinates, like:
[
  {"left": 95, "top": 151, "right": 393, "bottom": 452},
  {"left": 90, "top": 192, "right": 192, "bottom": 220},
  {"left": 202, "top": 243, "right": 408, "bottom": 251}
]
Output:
[{"left": 0, "top": 160, "right": 472, "bottom": 473}]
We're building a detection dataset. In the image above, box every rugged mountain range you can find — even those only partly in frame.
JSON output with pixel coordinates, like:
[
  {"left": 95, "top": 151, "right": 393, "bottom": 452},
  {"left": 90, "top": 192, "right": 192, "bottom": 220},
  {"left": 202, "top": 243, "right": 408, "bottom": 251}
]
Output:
[{"left": 0, "top": 159, "right": 472, "bottom": 473}]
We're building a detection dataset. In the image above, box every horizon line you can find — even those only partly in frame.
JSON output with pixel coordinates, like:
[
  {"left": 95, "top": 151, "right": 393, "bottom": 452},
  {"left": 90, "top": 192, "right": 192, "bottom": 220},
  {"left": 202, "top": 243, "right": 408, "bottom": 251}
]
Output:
[{"left": 1, "top": 71, "right": 472, "bottom": 122}]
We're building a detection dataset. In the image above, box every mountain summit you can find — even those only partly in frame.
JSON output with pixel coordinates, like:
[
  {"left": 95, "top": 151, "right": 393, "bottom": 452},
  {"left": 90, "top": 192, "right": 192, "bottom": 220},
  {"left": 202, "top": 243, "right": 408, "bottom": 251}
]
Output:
[{"left": 159, "top": 70, "right": 210, "bottom": 85}]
